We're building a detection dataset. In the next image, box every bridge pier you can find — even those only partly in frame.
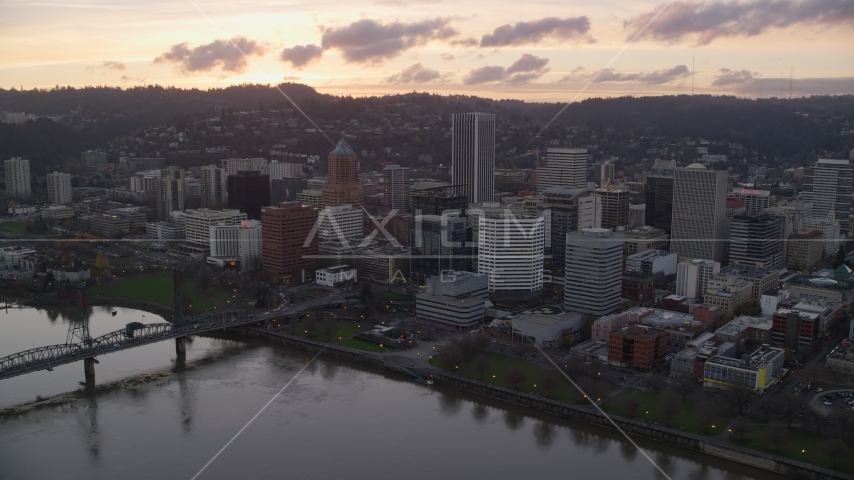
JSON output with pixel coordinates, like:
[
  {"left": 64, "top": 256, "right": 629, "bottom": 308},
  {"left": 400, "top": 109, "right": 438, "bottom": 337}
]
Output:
[
  {"left": 176, "top": 336, "right": 187, "bottom": 356},
  {"left": 84, "top": 357, "right": 98, "bottom": 386}
]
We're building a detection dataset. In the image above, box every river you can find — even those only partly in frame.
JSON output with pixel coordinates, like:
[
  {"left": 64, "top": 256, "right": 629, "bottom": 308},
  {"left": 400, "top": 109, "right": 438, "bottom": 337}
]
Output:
[{"left": 0, "top": 306, "right": 776, "bottom": 479}]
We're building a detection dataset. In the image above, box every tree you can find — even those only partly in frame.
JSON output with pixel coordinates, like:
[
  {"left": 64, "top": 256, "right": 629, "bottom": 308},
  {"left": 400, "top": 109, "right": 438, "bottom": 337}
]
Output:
[
  {"left": 647, "top": 377, "right": 665, "bottom": 395},
  {"left": 675, "top": 378, "right": 694, "bottom": 400},
  {"left": 727, "top": 387, "right": 753, "bottom": 415},
  {"left": 439, "top": 345, "right": 463, "bottom": 371},
  {"left": 834, "top": 248, "right": 846, "bottom": 268},
  {"left": 821, "top": 439, "right": 848, "bottom": 469},
  {"left": 624, "top": 396, "right": 641, "bottom": 417},
  {"left": 539, "top": 370, "right": 559, "bottom": 398},
  {"left": 503, "top": 368, "right": 527, "bottom": 390},
  {"left": 659, "top": 394, "right": 680, "bottom": 426},
  {"left": 730, "top": 417, "right": 748, "bottom": 442},
  {"left": 473, "top": 354, "right": 490, "bottom": 382},
  {"left": 359, "top": 282, "right": 372, "bottom": 303},
  {"left": 699, "top": 407, "right": 719, "bottom": 433}
]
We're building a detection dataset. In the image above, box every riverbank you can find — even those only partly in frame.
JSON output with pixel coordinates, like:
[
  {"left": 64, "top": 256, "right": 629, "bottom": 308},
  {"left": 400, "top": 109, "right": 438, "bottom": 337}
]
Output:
[{"left": 233, "top": 326, "right": 853, "bottom": 480}]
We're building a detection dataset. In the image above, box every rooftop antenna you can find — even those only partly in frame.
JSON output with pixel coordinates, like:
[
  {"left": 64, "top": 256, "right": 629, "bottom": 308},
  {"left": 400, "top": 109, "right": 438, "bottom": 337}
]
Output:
[
  {"left": 780, "top": 68, "right": 784, "bottom": 98},
  {"left": 758, "top": 73, "right": 762, "bottom": 99},
  {"left": 691, "top": 55, "right": 695, "bottom": 95}
]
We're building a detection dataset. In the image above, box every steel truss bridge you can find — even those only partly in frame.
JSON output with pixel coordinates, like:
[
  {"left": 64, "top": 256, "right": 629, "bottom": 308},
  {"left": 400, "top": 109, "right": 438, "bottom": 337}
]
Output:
[{"left": 0, "top": 309, "right": 256, "bottom": 380}]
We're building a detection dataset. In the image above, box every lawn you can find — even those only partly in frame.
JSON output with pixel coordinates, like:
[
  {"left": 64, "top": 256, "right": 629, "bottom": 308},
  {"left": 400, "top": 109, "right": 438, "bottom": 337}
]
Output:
[
  {"left": 603, "top": 388, "right": 735, "bottom": 436},
  {"left": 90, "top": 272, "right": 251, "bottom": 314},
  {"left": 380, "top": 290, "right": 412, "bottom": 301},
  {"left": 430, "top": 353, "right": 589, "bottom": 405},
  {"left": 731, "top": 425, "right": 854, "bottom": 475},
  {"left": 340, "top": 337, "right": 394, "bottom": 353},
  {"left": 279, "top": 321, "right": 360, "bottom": 343},
  {"left": 0, "top": 221, "right": 25, "bottom": 233}
]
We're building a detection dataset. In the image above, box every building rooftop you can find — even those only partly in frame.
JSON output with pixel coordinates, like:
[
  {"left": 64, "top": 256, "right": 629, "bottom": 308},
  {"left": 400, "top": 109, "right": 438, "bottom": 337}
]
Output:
[
  {"left": 720, "top": 264, "right": 778, "bottom": 279},
  {"left": 786, "top": 274, "right": 854, "bottom": 292},
  {"left": 330, "top": 139, "right": 356, "bottom": 156},
  {"left": 715, "top": 315, "right": 773, "bottom": 337},
  {"left": 627, "top": 249, "right": 674, "bottom": 262},
  {"left": 705, "top": 345, "right": 783, "bottom": 371}
]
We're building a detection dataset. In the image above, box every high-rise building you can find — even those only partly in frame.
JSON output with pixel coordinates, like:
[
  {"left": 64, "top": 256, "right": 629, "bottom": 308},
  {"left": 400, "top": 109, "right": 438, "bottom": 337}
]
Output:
[
  {"left": 410, "top": 212, "right": 468, "bottom": 286},
  {"left": 803, "top": 158, "right": 853, "bottom": 236},
  {"left": 650, "top": 159, "right": 676, "bottom": 176},
  {"left": 410, "top": 184, "right": 467, "bottom": 216},
  {"left": 451, "top": 113, "right": 495, "bottom": 203},
  {"left": 271, "top": 177, "right": 307, "bottom": 204},
  {"left": 173, "top": 208, "right": 246, "bottom": 255},
  {"left": 261, "top": 202, "right": 318, "bottom": 282},
  {"left": 227, "top": 171, "right": 270, "bottom": 220},
  {"left": 675, "top": 258, "right": 721, "bottom": 299},
  {"left": 4, "top": 157, "right": 31, "bottom": 200},
  {"left": 724, "top": 198, "right": 746, "bottom": 264},
  {"left": 269, "top": 161, "right": 303, "bottom": 180},
  {"left": 313, "top": 205, "right": 363, "bottom": 243},
  {"left": 536, "top": 187, "right": 600, "bottom": 285},
  {"left": 538, "top": 148, "right": 587, "bottom": 191},
  {"left": 221, "top": 158, "right": 269, "bottom": 175},
  {"left": 595, "top": 186, "right": 630, "bottom": 229},
  {"left": 593, "top": 162, "right": 615, "bottom": 188},
  {"left": 729, "top": 212, "right": 783, "bottom": 269},
  {"left": 477, "top": 214, "right": 544, "bottom": 291},
  {"left": 80, "top": 151, "right": 108, "bottom": 168},
  {"left": 731, "top": 188, "right": 775, "bottom": 213},
  {"left": 156, "top": 167, "right": 185, "bottom": 219},
  {"left": 644, "top": 175, "right": 674, "bottom": 235},
  {"left": 564, "top": 228, "right": 624, "bottom": 316},
  {"left": 46, "top": 171, "right": 72, "bottom": 205},
  {"left": 383, "top": 164, "right": 410, "bottom": 213},
  {"left": 209, "top": 220, "right": 263, "bottom": 272},
  {"left": 199, "top": 164, "right": 228, "bottom": 208},
  {"left": 322, "top": 139, "right": 365, "bottom": 208},
  {"left": 670, "top": 164, "right": 727, "bottom": 262}
]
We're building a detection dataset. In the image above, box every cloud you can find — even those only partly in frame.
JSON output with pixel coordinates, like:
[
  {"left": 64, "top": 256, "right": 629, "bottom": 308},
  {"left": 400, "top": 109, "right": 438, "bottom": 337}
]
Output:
[
  {"left": 282, "top": 75, "right": 302, "bottom": 82},
  {"left": 440, "top": 53, "right": 455, "bottom": 61},
  {"left": 153, "top": 37, "right": 267, "bottom": 75},
  {"left": 102, "top": 61, "right": 126, "bottom": 70},
  {"left": 463, "top": 54, "right": 549, "bottom": 85},
  {"left": 385, "top": 63, "right": 448, "bottom": 84},
  {"left": 480, "top": 17, "right": 593, "bottom": 47},
  {"left": 120, "top": 75, "right": 145, "bottom": 83},
  {"left": 450, "top": 37, "right": 478, "bottom": 47},
  {"left": 557, "top": 65, "right": 690, "bottom": 84},
  {"left": 711, "top": 68, "right": 755, "bottom": 86},
  {"left": 625, "top": 0, "right": 854, "bottom": 46},
  {"left": 280, "top": 44, "right": 323, "bottom": 69},
  {"left": 375, "top": 0, "right": 440, "bottom": 4},
  {"left": 320, "top": 18, "right": 457, "bottom": 64}
]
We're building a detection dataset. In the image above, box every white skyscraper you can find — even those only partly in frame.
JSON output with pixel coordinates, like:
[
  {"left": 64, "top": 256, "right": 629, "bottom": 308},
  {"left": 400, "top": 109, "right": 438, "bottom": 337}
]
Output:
[
  {"left": 538, "top": 148, "right": 587, "bottom": 192},
  {"left": 802, "top": 158, "right": 853, "bottom": 236},
  {"left": 564, "top": 228, "right": 623, "bottom": 316},
  {"left": 269, "top": 161, "right": 303, "bottom": 180},
  {"left": 209, "top": 219, "right": 262, "bottom": 272},
  {"left": 156, "top": 167, "right": 185, "bottom": 219},
  {"left": 670, "top": 164, "right": 727, "bottom": 262},
  {"left": 675, "top": 258, "right": 721, "bottom": 299},
  {"left": 452, "top": 113, "right": 495, "bottom": 203},
  {"left": 199, "top": 164, "right": 228, "bottom": 208},
  {"left": 46, "top": 171, "right": 72, "bottom": 205},
  {"left": 477, "top": 214, "right": 544, "bottom": 292},
  {"left": 383, "top": 164, "right": 410, "bottom": 213},
  {"left": 4, "top": 157, "right": 31, "bottom": 199}
]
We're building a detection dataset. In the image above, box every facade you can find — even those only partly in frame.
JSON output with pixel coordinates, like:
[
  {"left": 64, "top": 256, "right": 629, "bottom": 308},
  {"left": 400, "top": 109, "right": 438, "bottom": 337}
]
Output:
[
  {"left": 718, "top": 264, "right": 779, "bottom": 300},
  {"left": 227, "top": 171, "right": 270, "bottom": 220},
  {"left": 41, "top": 205, "right": 74, "bottom": 220},
  {"left": 315, "top": 265, "right": 357, "bottom": 287},
  {"left": 261, "top": 202, "right": 319, "bottom": 282},
  {"left": 209, "top": 220, "right": 263, "bottom": 272},
  {"left": 410, "top": 213, "right": 468, "bottom": 286},
  {"left": 729, "top": 212, "right": 783, "bottom": 269},
  {"left": 410, "top": 184, "right": 468, "bottom": 216},
  {"left": 383, "top": 164, "right": 410, "bottom": 213},
  {"left": 146, "top": 221, "right": 184, "bottom": 240},
  {"left": 703, "top": 345, "right": 784, "bottom": 394},
  {"left": 476, "top": 214, "right": 544, "bottom": 292},
  {"left": 608, "top": 324, "right": 667, "bottom": 371},
  {"left": 80, "top": 150, "right": 108, "bottom": 167},
  {"left": 538, "top": 148, "right": 587, "bottom": 191},
  {"left": 269, "top": 161, "right": 303, "bottom": 180},
  {"left": 314, "top": 205, "right": 363, "bottom": 243},
  {"left": 593, "top": 162, "right": 615, "bottom": 188},
  {"left": 199, "top": 164, "right": 228, "bottom": 208},
  {"left": 176, "top": 208, "right": 246, "bottom": 254},
  {"left": 156, "top": 167, "right": 185, "bottom": 219},
  {"left": 644, "top": 175, "right": 674, "bottom": 235},
  {"left": 271, "top": 177, "right": 307, "bottom": 204},
  {"left": 675, "top": 259, "right": 721, "bottom": 299},
  {"left": 354, "top": 245, "right": 410, "bottom": 284},
  {"left": 4, "top": 157, "right": 31, "bottom": 199},
  {"left": 416, "top": 271, "right": 488, "bottom": 327},
  {"left": 803, "top": 216, "right": 839, "bottom": 258},
  {"left": 564, "top": 228, "right": 623, "bottom": 316},
  {"left": 802, "top": 158, "right": 853, "bottom": 235},
  {"left": 731, "top": 188, "right": 775, "bottom": 213},
  {"left": 221, "top": 157, "right": 268, "bottom": 175},
  {"left": 46, "top": 171, "right": 72, "bottom": 205},
  {"left": 670, "top": 164, "right": 727, "bottom": 262},
  {"left": 621, "top": 271, "right": 655, "bottom": 307},
  {"left": 322, "top": 139, "right": 365, "bottom": 208},
  {"left": 537, "top": 187, "right": 600, "bottom": 284},
  {"left": 622, "top": 226, "right": 669, "bottom": 256},
  {"left": 452, "top": 113, "right": 495, "bottom": 203},
  {"left": 296, "top": 189, "right": 323, "bottom": 207},
  {"left": 90, "top": 213, "right": 130, "bottom": 237},
  {"left": 704, "top": 273, "right": 753, "bottom": 315},
  {"left": 511, "top": 309, "right": 586, "bottom": 348},
  {"left": 784, "top": 274, "right": 854, "bottom": 311},
  {"left": 626, "top": 249, "right": 677, "bottom": 276},
  {"left": 772, "top": 308, "right": 821, "bottom": 354},
  {"left": 714, "top": 315, "right": 774, "bottom": 347},
  {"left": 787, "top": 230, "right": 824, "bottom": 271},
  {"left": 594, "top": 186, "right": 630, "bottom": 229},
  {"left": 826, "top": 344, "right": 854, "bottom": 376}
]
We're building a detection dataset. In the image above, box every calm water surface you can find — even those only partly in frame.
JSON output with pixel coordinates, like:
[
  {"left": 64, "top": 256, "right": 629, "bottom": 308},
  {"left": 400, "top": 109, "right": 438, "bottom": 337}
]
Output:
[{"left": 0, "top": 307, "right": 776, "bottom": 479}]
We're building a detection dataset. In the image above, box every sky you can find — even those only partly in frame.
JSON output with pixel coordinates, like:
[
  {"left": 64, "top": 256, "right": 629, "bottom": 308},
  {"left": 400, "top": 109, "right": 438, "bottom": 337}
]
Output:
[{"left": 1, "top": 0, "right": 854, "bottom": 101}]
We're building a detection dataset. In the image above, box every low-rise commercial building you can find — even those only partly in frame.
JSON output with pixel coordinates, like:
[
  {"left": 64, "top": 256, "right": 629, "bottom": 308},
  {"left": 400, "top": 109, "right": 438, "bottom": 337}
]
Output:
[
  {"left": 621, "top": 226, "right": 669, "bottom": 256},
  {"left": 719, "top": 264, "right": 778, "bottom": 300},
  {"left": 608, "top": 324, "right": 667, "bottom": 371},
  {"left": 784, "top": 273, "right": 854, "bottom": 312},
  {"left": 626, "top": 249, "right": 677, "bottom": 276},
  {"left": 772, "top": 308, "right": 821, "bottom": 354},
  {"left": 41, "top": 205, "right": 75, "bottom": 220},
  {"left": 316, "top": 265, "right": 358, "bottom": 287},
  {"left": 703, "top": 345, "right": 784, "bottom": 394},
  {"left": 826, "top": 344, "right": 854, "bottom": 375},
  {"left": 621, "top": 271, "right": 655, "bottom": 307},
  {"left": 89, "top": 213, "right": 130, "bottom": 238},
  {"left": 416, "top": 271, "right": 488, "bottom": 327},
  {"left": 511, "top": 307, "right": 586, "bottom": 348},
  {"left": 714, "top": 315, "right": 774, "bottom": 348},
  {"left": 704, "top": 273, "right": 753, "bottom": 315}
]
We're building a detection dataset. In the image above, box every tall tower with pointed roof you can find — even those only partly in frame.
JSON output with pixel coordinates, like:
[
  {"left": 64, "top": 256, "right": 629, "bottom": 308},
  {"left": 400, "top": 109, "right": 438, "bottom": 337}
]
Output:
[{"left": 322, "top": 139, "right": 365, "bottom": 208}]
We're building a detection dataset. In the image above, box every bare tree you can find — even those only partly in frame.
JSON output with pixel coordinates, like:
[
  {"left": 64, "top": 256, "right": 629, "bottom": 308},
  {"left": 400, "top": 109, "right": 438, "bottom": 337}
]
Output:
[
  {"left": 727, "top": 387, "right": 753, "bottom": 416},
  {"left": 624, "top": 396, "right": 641, "bottom": 417},
  {"left": 539, "top": 370, "right": 559, "bottom": 398},
  {"left": 675, "top": 378, "right": 694, "bottom": 400},
  {"left": 821, "top": 438, "right": 848, "bottom": 469},
  {"left": 659, "top": 394, "right": 680, "bottom": 426},
  {"left": 504, "top": 368, "right": 527, "bottom": 390},
  {"left": 647, "top": 377, "right": 665, "bottom": 395},
  {"left": 473, "top": 354, "right": 490, "bottom": 381},
  {"left": 730, "top": 417, "right": 748, "bottom": 442},
  {"left": 699, "top": 406, "right": 720, "bottom": 433},
  {"left": 440, "top": 345, "right": 464, "bottom": 371}
]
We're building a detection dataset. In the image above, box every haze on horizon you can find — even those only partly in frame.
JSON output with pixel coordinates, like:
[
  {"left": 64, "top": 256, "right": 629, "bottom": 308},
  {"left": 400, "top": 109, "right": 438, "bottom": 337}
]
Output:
[{"left": 2, "top": 0, "right": 854, "bottom": 102}]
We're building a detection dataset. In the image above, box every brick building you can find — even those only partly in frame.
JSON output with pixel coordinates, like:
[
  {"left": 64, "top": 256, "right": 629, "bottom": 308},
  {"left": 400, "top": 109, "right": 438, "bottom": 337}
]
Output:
[
  {"left": 261, "top": 202, "right": 318, "bottom": 282},
  {"left": 621, "top": 271, "right": 655, "bottom": 306},
  {"left": 608, "top": 324, "right": 667, "bottom": 371}
]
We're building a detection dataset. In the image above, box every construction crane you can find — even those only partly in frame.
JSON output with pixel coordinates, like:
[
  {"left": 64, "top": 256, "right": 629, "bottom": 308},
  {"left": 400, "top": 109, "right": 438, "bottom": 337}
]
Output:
[{"left": 527, "top": 148, "right": 546, "bottom": 196}]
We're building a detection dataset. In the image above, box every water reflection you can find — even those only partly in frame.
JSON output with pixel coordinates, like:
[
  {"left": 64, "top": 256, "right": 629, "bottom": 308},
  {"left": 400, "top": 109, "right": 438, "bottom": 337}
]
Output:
[
  {"left": 471, "top": 404, "right": 488, "bottom": 424},
  {"left": 532, "top": 421, "right": 556, "bottom": 449},
  {"left": 437, "top": 392, "right": 462, "bottom": 416},
  {"left": 503, "top": 411, "right": 523, "bottom": 430},
  {"left": 619, "top": 440, "right": 638, "bottom": 462},
  {"left": 654, "top": 452, "right": 675, "bottom": 480}
]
